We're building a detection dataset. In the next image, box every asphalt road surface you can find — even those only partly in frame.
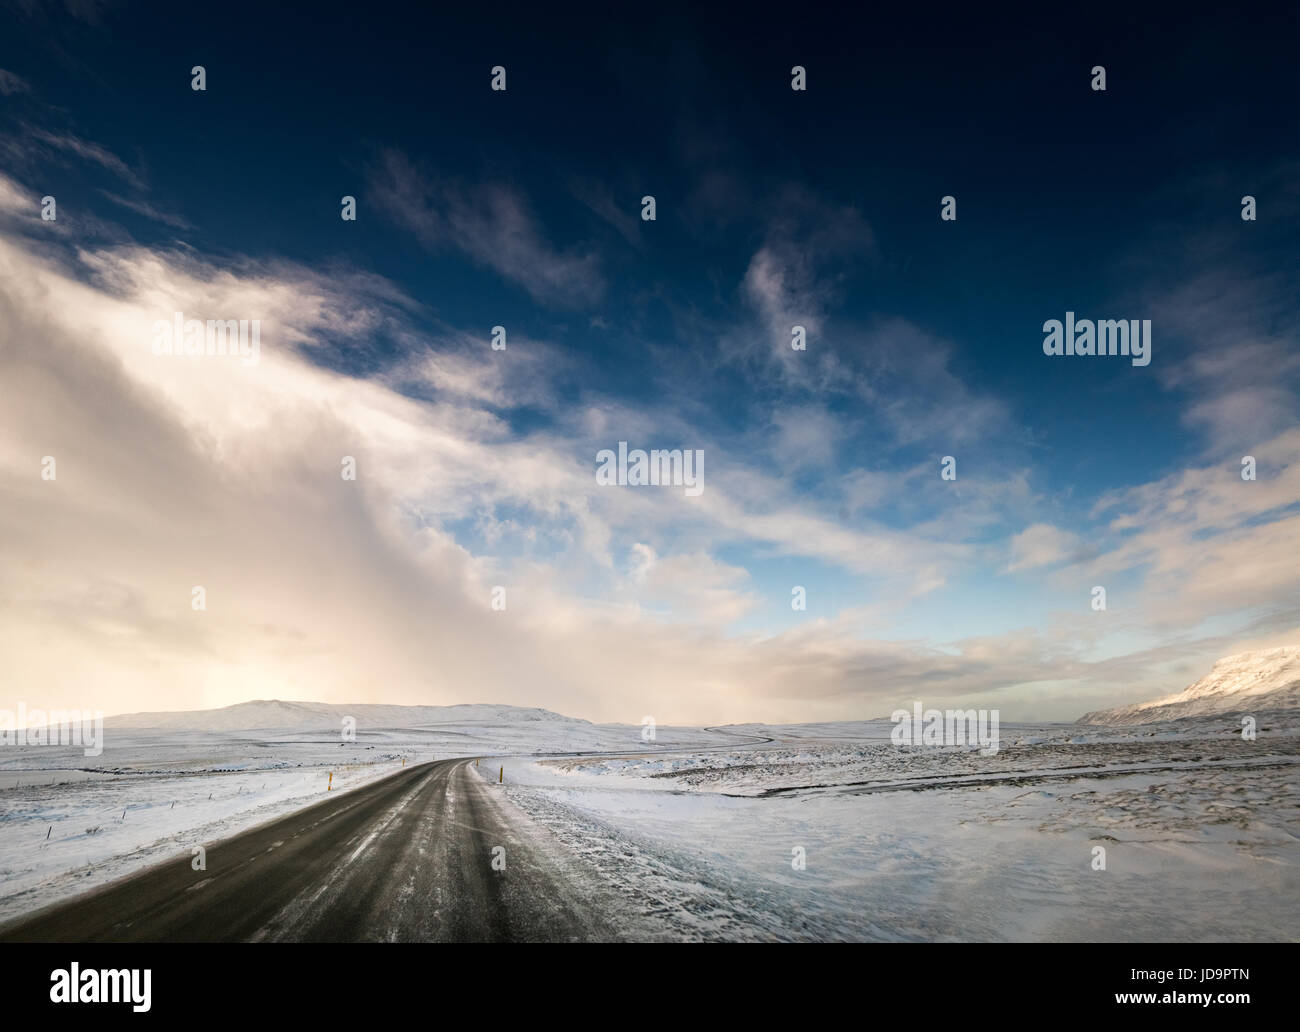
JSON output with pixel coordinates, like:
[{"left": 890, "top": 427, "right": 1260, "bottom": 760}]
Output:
[{"left": 0, "top": 759, "right": 619, "bottom": 942}]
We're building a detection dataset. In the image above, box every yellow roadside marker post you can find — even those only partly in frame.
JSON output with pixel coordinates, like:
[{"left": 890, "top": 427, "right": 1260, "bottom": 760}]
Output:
[
  {"left": 327, "top": 772, "right": 333, "bottom": 791},
  {"left": 499, "top": 766, "right": 503, "bottom": 783}
]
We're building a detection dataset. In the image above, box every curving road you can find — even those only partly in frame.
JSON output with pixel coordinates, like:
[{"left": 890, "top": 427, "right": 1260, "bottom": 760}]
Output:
[{"left": 0, "top": 759, "right": 618, "bottom": 942}]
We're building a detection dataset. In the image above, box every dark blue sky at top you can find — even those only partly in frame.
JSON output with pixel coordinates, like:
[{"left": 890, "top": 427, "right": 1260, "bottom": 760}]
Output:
[{"left": 3, "top": 1, "right": 1298, "bottom": 508}]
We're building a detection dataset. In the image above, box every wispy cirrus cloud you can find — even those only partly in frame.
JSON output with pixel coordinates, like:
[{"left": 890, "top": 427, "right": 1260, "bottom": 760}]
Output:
[
  {"left": 570, "top": 177, "right": 643, "bottom": 249},
  {"left": 369, "top": 150, "right": 604, "bottom": 308},
  {"left": 95, "top": 189, "right": 191, "bottom": 230},
  {"left": 1147, "top": 268, "right": 1300, "bottom": 450},
  {"left": 25, "top": 126, "right": 144, "bottom": 189},
  {"left": 741, "top": 185, "right": 876, "bottom": 360},
  {"left": 0, "top": 68, "right": 31, "bottom": 96}
]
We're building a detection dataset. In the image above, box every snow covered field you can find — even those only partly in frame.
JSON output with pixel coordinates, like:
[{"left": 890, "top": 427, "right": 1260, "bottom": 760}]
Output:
[
  {"left": 495, "top": 713, "right": 1300, "bottom": 941},
  {"left": 2, "top": 702, "right": 1297, "bottom": 940}
]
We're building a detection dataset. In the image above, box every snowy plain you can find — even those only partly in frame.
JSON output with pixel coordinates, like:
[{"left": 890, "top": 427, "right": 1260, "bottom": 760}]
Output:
[
  {"left": 1, "top": 703, "right": 1296, "bottom": 940},
  {"left": 493, "top": 714, "right": 1300, "bottom": 941}
]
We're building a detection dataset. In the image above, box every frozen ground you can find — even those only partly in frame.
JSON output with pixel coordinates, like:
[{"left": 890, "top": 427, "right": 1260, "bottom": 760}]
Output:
[
  {"left": 2, "top": 709, "right": 1297, "bottom": 940},
  {"left": 496, "top": 713, "right": 1300, "bottom": 941}
]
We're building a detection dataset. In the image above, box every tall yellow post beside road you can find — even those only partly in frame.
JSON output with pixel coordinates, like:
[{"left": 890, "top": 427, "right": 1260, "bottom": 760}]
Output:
[
  {"left": 499, "top": 766, "right": 503, "bottom": 783},
  {"left": 327, "top": 772, "right": 333, "bottom": 791}
]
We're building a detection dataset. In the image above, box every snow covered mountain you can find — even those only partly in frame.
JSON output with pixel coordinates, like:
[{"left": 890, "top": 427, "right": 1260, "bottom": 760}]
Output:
[
  {"left": 1078, "top": 646, "right": 1300, "bottom": 725},
  {"left": 103, "top": 699, "right": 587, "bottom": 731}
]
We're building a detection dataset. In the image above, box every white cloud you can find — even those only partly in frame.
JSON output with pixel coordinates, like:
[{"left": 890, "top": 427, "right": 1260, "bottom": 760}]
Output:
[
  {"left": 0, "top": 189, "right": 986, "bottom": 722},
  {"left": 2, "top": 169, "right": 1297, "bottom": 725},
  {"left": 1004, "top": 523, "right": 1084, "bottom": 573}
]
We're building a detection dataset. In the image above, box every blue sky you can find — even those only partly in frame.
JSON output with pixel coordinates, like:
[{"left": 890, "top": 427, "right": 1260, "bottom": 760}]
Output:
[{"left": 1, "top": 2, "right": 1298, "bottom": 722}]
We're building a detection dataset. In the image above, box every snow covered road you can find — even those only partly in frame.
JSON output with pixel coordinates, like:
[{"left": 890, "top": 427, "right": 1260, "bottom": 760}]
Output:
[{"left": 0, "top": 758, "right": 629, "bottom": 942}]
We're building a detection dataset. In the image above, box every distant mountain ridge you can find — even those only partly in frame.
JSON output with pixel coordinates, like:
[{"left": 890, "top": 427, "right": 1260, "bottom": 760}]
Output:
[
  {"left": 1078, "top": 646, "right": 1300, "bottom": 725},
  {"left": 104, "top": 699, "right": 587, "bottom": 731}
]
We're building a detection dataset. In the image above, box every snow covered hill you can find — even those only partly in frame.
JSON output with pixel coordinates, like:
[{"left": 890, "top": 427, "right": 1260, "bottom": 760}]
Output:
[
  {"left": 1078, "top": 646, "right": 1300, "bottom": 725},
  {"left": 103, "top": 699, "right": 587, "bottom": 731}
]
